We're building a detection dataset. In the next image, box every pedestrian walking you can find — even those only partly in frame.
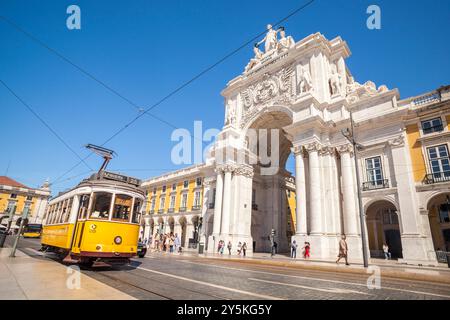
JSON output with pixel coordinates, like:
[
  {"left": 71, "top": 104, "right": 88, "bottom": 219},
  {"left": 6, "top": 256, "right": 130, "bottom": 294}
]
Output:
[
  {"left": 174, "top": 233, "right": 180, "bottom": 253},
  {"left": 383, "top": 243, "right": 391, "bottom": 260},
  {"left": 220, "top": 240, "right": 225, "bottom": 255},
  {"left": 169, "top": 235, "right": 174, "bottom": 253},
  {"left": 237, "top": 241, "right": 242, "bottom": 256},
  {"left": 227, "top": 241, "right": 232, "bottom": 255},
  {"left": 302, "top": 242, "right": 310, "bottom": 259},
  {"left": 336, "top": 235, "right": 350, "bottom": 265},
  {"left": 242, "top": 242, "right": 247, "bottom": 257},
  {"left": 291, "top": 240, "right": 298, "bottom": 258}
]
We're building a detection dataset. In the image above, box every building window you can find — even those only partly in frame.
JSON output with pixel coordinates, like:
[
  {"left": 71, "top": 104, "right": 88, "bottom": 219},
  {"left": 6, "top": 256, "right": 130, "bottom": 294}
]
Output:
[
  {"left": 169, "top": 195, "right": 176, "bottom": 209},
  {"left": 10, "top": 193, "right": 17, "bottom": 199},
  {"left": 26, "top": 195, "right": 33, "bottom": 201},
  {"left": 172, "top": 183, "right": 176, "bottom": 191},
  {"left": 183, "top": 180, "right": 189, "bottom": 189},
  {"left": 159, "top": 197, "right": 166, "bottom": 210},
  {"left": 427, "top": 145, "right": 450, "bottom": 179},
  {"left": 382, "top": 209, "right": 398, "bottom": 225},
  {"left": 162, "top": 185, "right": 166, "bottom": 193},
  {"left": 181, "top": 193, "right": 188, "bottom": 209},
  {"left": 196, "top": 177, "right": 202, "bottom": 186},
  {"left": 364, "top": 156, "right": 387, "bottom": 190},
  {"left": 152, "top": 188, "right": 156, "bottom": 195},
  {"left": 421, "top": 117, "right": 444, "bottom": 135},
  {"left": 193, "top": 191, "right": 201, "bottom": 209},
  {"left": 150, "top": 198, "right": 156, "bottom": 212},
  {"left": 439, "top": 203, "right": 450, "bottom": 223}
]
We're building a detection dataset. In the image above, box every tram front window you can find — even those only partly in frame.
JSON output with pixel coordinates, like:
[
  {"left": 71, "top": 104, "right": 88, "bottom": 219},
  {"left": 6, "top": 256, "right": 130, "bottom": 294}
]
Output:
[
  {"left": 90, "top": 192, "right": 112, "bottom": 220},
  {"left": 113, "top": 194, "right": 132, "bottom": 221},
  {"left": 132, "top": 198, "right": 142, "bottom": 224}
]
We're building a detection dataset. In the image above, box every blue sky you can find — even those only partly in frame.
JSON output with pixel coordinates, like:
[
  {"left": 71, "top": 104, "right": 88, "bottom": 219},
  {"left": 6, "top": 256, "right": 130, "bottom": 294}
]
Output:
[{"left": 1, "top": 0, "right": 449, "bottom": 195}]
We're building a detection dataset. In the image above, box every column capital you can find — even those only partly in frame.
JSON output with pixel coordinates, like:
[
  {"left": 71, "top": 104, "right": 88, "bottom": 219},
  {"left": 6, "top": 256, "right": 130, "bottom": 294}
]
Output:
[
  {"left": 319, "top": 146, "right": 335, "bottom": 156},
  {"left": 215, "top": 163, "right": 238, "bottom": 174},
  {"left": 291, "top": 145, "right": 307, "bottom": 157},
  {"left": 203, "top": 176, "right": 216, "bottom": 186},
  {"left": 387, "top": 134, "right": 405, "bottom": 148},
  {"left": 234, "top": 165, "right": 254, "bottom": 178},
  {"left": 305, "top": 142, "right": 322, "bottom": 153},
  {"left": 336, "top": 143, "right": 354, "bottom": 155}
]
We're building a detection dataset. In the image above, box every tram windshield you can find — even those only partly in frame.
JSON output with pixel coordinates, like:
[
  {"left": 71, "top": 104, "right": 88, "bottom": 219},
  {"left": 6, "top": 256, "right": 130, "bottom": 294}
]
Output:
[
  {"left": 112, "top": 194, "right": 132, "bottom": 221},
  {"left": 90, "top": 192, "right": 112, "bottom": 220}
]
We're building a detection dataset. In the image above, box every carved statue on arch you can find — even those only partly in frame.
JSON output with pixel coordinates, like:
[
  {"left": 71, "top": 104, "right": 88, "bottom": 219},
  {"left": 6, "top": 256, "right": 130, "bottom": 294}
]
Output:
[{"left": 297, "top": 65, "right": 313, "bottom": 94}]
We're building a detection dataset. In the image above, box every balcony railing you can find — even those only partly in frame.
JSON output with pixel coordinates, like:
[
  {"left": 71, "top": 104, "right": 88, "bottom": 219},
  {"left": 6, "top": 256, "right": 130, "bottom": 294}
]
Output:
[
  {"left": 158, "top": 209, "right": 165, "bottom": 214},
  {"left": 167, "top": 208, "right": 174, "bottom": 213},
  {"left": 252, "top": 203, "right": 258, "bottom": 211},
  {"left": 179, "top": 207, "right": 187, "bottom": 212},
  {"left": 423, "top": 172, "right": 450, "bottom": 184},
  {"left": 208, "top": 203, "right": 215, "bottom": 209},
  {"left": 149, "top": 209, "right": 155, "bottom": 214},
  {"left": 192, "top": 205, "right": 201, "bottom": 211},
  {"left": 362, "top": 179, "right": 389, "bottom": 191}
]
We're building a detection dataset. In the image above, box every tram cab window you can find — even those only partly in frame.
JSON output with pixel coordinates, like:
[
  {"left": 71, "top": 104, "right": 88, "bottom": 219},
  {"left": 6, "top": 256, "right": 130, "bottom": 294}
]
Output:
[
  {"left": 113, "top": 194, "right": 132, "bottom": 221},
  {"left": 78, "top": 194, "right": 90, "bottom": 219},
  {"left": 132, "top": 198, "right": 142, "bottom": 224},
  {"left": 90, "top": 192, "right": 112, "bottom": 220}
]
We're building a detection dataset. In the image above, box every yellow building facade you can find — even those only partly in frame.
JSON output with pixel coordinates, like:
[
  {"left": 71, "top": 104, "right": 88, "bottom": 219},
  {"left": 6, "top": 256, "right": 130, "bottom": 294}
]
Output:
[{"left": 0, "top": 176, "right": 51, "bottom": 227}]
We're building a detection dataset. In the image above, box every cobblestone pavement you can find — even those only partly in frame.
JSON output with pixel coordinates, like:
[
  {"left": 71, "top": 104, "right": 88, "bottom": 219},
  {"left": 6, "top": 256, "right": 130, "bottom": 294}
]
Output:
[{"left": 13, "top": 238, "right": 450, "bottom": 300}]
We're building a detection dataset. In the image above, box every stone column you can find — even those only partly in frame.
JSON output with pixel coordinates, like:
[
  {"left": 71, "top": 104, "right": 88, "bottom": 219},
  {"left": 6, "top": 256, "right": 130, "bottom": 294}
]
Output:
[
  {"left": 220, "top": 166, "right": 233, "bottom": 235},
  {"left": 143, "top": 215, "right": 152, "bottom": 242},
  {"left": 337, "top": 144, "right": 358, "bottom": 236},
  {"left": 292, "top": 145, "right": 307, "bottom": 235},
  {"left": 306, "top": 142, "right": 322, "bottom": 234},
  {"left": 212, "top": 169, "right": 223, "bottom": 236}
]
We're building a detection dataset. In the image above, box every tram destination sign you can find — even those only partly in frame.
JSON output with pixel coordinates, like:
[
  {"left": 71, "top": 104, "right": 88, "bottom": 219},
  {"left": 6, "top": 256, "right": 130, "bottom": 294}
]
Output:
[{"left": 101, "top": 171, "right": 141, "bottom": 186}]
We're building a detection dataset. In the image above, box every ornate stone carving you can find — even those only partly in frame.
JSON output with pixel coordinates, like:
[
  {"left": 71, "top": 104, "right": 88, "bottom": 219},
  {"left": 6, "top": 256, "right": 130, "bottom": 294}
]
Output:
[
  {"left": 305, "top": 142, "right": 322, "bottom": 153},
  {"left": 336, "top": 144, "right": 354, "bottom": 155},
  {"left": 297, "top": 65, "right": 313, "bottom": 94},
  {"left": 239, "top": 65, "right": 295, "bottom": 129},
  {"left": 345, "top": 77, "right": 389, "bottom": 104},
  {"left": 319, "top": 146, "right": 335, "bottom": 156},
  {"left": 291, "top": 145, "right": 307, "bottom": 157},
  {"left": 329, "top": 67, "right": 343, "bottom": 96},
  {"left": 277, "top": 27, "right": 295, "bottom": 51},
  {"left": 234, "top": 165, "right": 254, "bottom": 178},
  {"left": 244, "top": 45, "right": 264, "bottom": 73},
  {"left": 225, "top": 100, "right": 236, "bottom": 126},
  {"left": 388, "top": 134, "right": 405, "bottom": 148}
]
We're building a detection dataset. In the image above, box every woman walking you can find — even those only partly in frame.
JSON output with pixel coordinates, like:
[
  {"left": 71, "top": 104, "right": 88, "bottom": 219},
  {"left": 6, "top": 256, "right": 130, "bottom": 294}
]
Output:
[
  {"left": 227, "top": 241, "right": 232, "bottom": 255},
  {"left": 336, "top": 235, "right": 350, "bottom": 265}
]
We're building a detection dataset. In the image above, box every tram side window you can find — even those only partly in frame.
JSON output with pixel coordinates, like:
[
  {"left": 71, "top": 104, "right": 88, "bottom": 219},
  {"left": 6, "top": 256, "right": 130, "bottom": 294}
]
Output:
[
  {"left": 78, "top": 194, "right": 90, "bottom": 219},
  {"left": 90, "top": 192, "right": 112, "bottom": 220},
  {"left": 59, "top": 200, "right": 68, "bottom": 223},
  {"left": 64, "top": 198, "right": 73, "bottom": 223},
  {"left": 132, "top": 198, "right": 142, "bottom": 224},
  {"left": 113, "top": 194, "right": 132, "bottom": 221}
]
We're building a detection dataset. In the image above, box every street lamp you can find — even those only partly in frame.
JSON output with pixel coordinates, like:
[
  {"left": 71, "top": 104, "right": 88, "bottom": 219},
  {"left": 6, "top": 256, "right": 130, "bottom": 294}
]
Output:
[{"left": 341, "top": 111, "right": 369, "bottom": 268}]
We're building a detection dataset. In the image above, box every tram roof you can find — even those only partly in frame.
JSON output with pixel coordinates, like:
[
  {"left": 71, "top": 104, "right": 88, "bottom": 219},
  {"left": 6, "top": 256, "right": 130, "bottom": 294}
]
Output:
[{"left": 52, "top": 171, "right": 144, "bottom": 200}]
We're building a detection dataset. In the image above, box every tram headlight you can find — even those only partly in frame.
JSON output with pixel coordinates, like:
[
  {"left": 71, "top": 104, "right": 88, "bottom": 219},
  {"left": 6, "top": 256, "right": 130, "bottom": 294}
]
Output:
[{"left": 114, "top": 236, "right": 122, "bottom": 245}]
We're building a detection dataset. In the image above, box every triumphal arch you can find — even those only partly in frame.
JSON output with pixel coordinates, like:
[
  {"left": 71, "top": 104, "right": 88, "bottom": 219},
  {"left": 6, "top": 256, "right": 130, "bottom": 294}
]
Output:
[{"left": 203, "top": 24, "right": 436, "bottom": 264}]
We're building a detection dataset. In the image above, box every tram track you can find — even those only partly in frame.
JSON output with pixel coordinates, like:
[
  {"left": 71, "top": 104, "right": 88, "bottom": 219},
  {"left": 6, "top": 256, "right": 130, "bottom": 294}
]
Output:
[{"left": 85, "top": 262, "right": 230, "bottom": 300}]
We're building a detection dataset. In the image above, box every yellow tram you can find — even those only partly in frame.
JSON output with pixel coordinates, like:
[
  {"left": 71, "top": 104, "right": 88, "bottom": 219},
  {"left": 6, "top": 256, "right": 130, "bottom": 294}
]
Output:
[{"left": 41, "top": 171, "right": 144, "bottom": 265}]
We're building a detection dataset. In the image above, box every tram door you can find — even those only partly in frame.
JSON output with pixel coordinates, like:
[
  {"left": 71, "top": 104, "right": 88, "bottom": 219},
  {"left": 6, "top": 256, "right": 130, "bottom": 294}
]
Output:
[{"left": 71, "top": 221, "right": 86, "bottom": 254}]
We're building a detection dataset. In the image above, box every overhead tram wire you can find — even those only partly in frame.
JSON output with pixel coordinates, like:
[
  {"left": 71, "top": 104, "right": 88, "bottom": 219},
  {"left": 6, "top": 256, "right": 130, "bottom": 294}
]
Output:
[
  {"left": 0, "top": 79, "right": 93, "bottom": 172},
  {"left": 3, "top": 0, "right": 316, "bottom": 184}
]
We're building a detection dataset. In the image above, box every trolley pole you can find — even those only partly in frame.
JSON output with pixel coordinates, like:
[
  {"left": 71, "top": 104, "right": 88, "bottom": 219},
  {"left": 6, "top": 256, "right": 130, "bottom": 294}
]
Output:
[
  {"left": 10, "top": 205, "right": 30, "bottom": 258},
  {"left": 342, "top": 112, "right": 369, "bottom": 268}
]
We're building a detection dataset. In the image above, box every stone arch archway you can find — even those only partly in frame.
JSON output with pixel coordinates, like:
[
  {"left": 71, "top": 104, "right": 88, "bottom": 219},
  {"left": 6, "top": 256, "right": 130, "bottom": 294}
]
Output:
[
  {"left": 366, "top": 199, "right": 403, "bottom": 259},
  {"left": 246, "top": 109, "right": 294, "bottom": 253},
  {"left": 168, "top": 216, "right": 175, "bottom": 234},
  {"left": 426, "top": 192, "right": 450, "bottom": 252}
]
